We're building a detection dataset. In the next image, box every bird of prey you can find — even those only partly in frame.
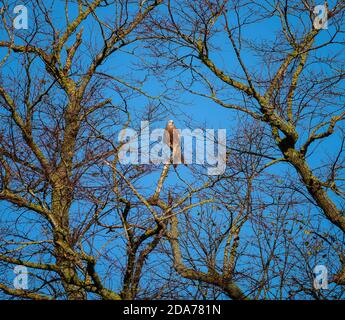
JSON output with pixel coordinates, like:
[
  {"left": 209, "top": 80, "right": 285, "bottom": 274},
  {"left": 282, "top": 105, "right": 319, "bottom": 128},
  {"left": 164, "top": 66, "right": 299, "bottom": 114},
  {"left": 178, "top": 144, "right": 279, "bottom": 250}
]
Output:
[{"left": 163, "top": 120, "right": 186, "bottom": 168}]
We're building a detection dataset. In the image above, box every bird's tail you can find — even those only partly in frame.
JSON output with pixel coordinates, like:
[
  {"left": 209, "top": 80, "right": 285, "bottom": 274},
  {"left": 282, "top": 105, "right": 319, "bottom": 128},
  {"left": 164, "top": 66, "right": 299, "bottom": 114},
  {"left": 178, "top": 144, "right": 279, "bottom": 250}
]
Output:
[{"left": 173, "top": 154, "right": 187, "bottom": 168}]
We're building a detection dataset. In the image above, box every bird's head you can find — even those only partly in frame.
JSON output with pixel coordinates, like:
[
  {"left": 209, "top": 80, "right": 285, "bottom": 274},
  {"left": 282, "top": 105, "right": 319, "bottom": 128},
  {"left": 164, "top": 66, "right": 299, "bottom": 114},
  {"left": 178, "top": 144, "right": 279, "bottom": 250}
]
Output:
[{"left": 168, "top": 119, "right": 174, "bottom": 126}]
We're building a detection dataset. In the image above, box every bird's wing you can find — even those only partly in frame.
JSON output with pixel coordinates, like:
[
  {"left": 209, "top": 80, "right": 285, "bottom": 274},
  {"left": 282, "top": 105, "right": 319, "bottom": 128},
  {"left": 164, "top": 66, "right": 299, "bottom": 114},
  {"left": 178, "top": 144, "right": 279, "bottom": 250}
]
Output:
[
  {"left": 172, "top": 127, "right": 181, "bottom": 147},
  {"left": 172, "top": 143, "right": 182, "bottom": 165},
  {"left": 163, "top": 126, "right": 171, "bottom": 147},
  {"left": 171, "top": 128, "right": 183, "bottom": 164}
]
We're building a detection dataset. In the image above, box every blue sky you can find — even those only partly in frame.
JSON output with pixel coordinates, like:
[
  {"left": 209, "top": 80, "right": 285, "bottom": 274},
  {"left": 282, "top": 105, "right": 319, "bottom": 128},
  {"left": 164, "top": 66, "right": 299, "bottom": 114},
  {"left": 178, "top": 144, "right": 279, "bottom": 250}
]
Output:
[{"left": 0, "top": 0, "right": 344, "bottom": 299}]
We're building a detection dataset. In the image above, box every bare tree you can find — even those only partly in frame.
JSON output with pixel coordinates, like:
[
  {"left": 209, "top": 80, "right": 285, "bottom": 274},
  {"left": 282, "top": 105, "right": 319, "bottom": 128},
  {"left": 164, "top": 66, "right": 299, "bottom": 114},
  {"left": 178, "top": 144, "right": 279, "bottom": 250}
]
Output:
[
  {"left": 146, "top": 0, "right": 345, "bottom": 287},
  {"left": 0, "top": 0, "right": 165, "bottom": 299},
  {"left": 0, "top": 0, "right": 344, "bottom": 301}
]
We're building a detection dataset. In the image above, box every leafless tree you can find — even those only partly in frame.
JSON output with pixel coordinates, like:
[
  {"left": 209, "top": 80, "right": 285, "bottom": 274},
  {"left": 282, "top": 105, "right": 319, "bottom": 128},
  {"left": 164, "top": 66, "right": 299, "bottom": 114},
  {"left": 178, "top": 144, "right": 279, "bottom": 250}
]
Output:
[
  {"left": 145, "top": 0, "right": 345, "bottom": 290},
  {"left": 0, "top": 0, "right": 344, "bottom": 300},
  {"left": 0, "top": 0, "right": 167, "bottom": 299}
]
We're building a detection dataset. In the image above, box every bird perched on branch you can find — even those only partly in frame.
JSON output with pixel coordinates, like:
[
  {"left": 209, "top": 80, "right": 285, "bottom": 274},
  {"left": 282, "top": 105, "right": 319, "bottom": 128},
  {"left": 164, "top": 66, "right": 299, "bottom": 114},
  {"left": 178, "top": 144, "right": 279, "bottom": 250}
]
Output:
[{"left": 163, "top": 120, "right": 186, "bottom": 168}]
